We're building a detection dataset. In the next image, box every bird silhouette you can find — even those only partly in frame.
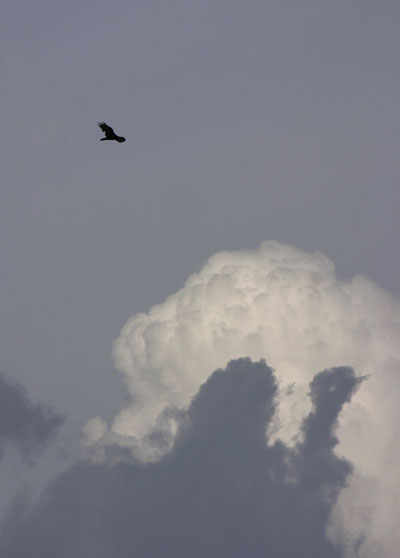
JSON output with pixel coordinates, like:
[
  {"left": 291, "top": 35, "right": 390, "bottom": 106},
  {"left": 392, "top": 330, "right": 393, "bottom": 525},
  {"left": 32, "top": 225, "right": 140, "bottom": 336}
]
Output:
[{"left": 98, "top": 122, "right": 126, "bottom": 143}]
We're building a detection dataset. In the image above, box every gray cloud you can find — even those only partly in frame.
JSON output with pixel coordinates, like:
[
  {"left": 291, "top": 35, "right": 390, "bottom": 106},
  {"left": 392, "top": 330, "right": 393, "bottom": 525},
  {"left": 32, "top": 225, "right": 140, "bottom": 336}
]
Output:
[
  {"left": 0, "top": 372, "right": 64, "bottom": 461},
  {"left": 0, "top": 359, "right": 361, "bottom": 558}
]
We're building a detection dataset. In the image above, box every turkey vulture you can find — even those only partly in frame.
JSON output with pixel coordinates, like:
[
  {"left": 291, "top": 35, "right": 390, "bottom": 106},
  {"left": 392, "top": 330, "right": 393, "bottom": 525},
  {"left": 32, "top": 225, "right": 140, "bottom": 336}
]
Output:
[{"left": 98, "top": 122, "right": 126, "bottom": 143}]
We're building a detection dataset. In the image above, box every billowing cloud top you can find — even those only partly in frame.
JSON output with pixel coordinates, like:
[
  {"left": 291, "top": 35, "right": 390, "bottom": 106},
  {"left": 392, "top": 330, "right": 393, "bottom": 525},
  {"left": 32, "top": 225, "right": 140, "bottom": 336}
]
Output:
[
  {"left": 85, "top": 241, "right": 399, "bottom": 558},
  {"left": 104, "top": 241, "right": 398, "bottom": 442}
]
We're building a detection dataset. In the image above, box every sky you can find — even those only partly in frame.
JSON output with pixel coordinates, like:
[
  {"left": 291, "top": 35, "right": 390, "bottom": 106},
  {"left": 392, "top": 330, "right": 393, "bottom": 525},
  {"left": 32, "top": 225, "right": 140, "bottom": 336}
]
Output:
[{"left": 1, "top": 1, "right": 400, "bottom": 557}]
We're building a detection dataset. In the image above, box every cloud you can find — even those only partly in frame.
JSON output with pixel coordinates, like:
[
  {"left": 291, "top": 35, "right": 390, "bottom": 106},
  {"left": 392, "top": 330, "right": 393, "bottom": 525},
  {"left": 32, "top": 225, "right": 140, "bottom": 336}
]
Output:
[
  {"left": 0, "top": 372, "right": 64, "bottom": 461},
  {"left": 1, "top": 241, "right": 396, "bottom": 557},
  {"left": 0, "top": 372, "right": 68, "bottom": 526},
  {"left": 90, "top": 241, "right": 399, "bottom": 558},
  {"left": 0, "top": 359, "right": 360, "bottom": 558}
]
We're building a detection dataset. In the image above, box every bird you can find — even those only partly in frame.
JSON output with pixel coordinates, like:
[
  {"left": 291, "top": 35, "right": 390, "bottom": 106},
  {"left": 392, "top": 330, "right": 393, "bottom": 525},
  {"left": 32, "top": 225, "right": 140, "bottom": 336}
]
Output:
[{"left": 97, "top": 122, "right": 126, "bottom": 143}]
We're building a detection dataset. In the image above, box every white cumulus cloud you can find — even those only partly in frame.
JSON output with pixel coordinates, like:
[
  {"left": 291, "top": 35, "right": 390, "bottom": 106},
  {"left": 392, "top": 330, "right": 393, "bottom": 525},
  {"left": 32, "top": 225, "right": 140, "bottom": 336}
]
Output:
[{"left": 90, "top": 240, "right": 399, "bottom": 558}]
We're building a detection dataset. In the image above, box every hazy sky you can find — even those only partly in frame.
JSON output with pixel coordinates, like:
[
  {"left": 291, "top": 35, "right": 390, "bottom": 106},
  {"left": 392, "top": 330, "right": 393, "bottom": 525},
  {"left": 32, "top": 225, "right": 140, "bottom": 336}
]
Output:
[{"left": 1, "top": 2, "right": 399, "bottom": 557}]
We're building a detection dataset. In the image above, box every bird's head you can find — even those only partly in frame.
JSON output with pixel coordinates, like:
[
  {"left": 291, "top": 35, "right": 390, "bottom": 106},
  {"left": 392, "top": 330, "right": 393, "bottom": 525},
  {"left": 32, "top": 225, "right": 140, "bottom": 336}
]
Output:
[{"left": 117, "top": 137, "right": 126, "bottom": 143}]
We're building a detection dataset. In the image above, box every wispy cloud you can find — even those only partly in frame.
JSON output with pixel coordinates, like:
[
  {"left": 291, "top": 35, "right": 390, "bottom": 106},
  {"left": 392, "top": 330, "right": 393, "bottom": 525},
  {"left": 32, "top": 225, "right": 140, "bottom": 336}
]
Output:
[{"left": 0, "top": 372, "right": 64, "bottom": 461}]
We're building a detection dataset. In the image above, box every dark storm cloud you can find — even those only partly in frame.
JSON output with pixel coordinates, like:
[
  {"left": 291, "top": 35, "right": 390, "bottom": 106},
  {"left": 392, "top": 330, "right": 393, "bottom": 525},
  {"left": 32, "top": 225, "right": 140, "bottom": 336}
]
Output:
[
  {"left": 0, "top": 372, "right": 64, "bottom": 460},
  {"left": 0, "top": 359, "right": 361, "bottom": 558}
]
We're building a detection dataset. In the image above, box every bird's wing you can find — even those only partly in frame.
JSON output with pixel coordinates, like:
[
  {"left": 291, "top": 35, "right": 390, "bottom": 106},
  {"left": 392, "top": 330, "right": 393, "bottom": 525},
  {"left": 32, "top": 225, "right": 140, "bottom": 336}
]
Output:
[{"left": 98, "top": 122, "right": 115, "bottom": 136}]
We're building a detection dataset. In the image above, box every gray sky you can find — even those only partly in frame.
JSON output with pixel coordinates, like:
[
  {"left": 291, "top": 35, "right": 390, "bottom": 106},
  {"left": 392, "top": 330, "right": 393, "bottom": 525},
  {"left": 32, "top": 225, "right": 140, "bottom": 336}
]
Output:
[
  {"left": 1, "top": 1, "right": 400, "bottom": 555},
  {"left": 1, "top": 0, "right": 399, "bottom": 422}
]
